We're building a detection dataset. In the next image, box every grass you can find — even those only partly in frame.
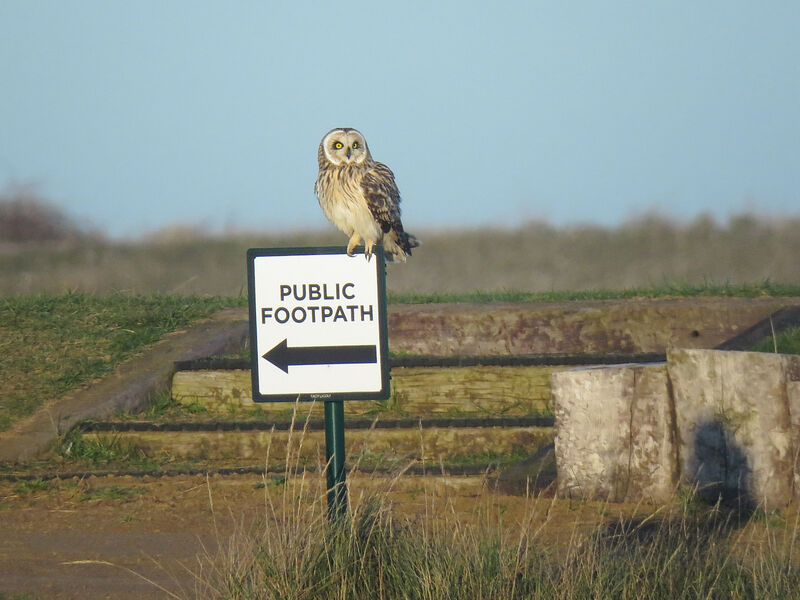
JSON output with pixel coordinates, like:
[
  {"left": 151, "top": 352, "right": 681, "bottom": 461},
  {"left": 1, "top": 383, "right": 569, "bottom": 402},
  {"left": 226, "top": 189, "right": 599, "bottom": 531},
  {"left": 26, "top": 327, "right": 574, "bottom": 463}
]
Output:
[
  {"left": 753, "top": 326, "right": 800, "bottom": 355},
  {"left": 0, "top": 293, "right": 244, "bottom": 431},
  {"left": 184, "top": 412, "right": 800, "bottom": 600},
  {"left": 14, "top": 478, "right": 51, "bottom": 495},
  {"left": 388, "top": 280, "right": 800, "bottom": 304},
  {"left": 270, "top": 505, "right": 793, "bottom": 599},
  {"left": 57, "top": 428, "right": 154, "bottom": 467},
  {"left": 446, "top": 446, "right": 531, "bottom": 466}
]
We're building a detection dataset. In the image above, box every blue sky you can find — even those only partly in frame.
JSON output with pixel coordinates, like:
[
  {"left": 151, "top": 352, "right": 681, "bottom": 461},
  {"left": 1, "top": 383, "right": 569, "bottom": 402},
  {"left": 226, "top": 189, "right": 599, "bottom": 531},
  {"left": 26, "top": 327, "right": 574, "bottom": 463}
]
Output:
[{"left": 1, "top": 2, "right": 798, "bottom": 237}]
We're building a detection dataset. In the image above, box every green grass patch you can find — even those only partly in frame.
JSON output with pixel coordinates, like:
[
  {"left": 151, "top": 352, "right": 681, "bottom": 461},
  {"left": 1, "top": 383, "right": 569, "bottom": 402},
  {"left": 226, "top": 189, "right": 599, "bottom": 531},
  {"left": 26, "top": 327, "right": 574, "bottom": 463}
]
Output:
[
  {"left": 752, "top": 326, "right": 800, "bottom": 355},
  {"left": 0, "top": 292, "right": 244, "bottom": 431},
  {"left": 14, "top": 478, "right": 51, "bottom": 495},
  {"left": 388, "top": 281, "right": 800, "bottom": 304},
  {"left": 446, "top": 446, "right": 531, "bottom": 466},
  {"left": 56, "top": 428, "right": 159, "bottom": 471}
]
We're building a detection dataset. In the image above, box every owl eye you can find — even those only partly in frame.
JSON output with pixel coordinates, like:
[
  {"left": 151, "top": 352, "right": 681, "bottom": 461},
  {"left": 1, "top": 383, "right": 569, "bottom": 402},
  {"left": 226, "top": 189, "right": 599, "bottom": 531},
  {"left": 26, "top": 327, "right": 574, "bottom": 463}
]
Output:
[
  {"left": 352, "top": 142, "right": 359, "bottom": 149},
  {"left": 333, "top": 141, "right": 344, "bottom": 150}
]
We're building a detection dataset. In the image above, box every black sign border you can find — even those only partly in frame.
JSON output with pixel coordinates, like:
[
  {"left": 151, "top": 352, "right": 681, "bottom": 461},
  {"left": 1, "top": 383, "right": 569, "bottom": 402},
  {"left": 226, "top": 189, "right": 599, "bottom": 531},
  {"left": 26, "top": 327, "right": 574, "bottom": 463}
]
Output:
[{"left": 247, "top": 246, "right": 391, "bottom": 403}]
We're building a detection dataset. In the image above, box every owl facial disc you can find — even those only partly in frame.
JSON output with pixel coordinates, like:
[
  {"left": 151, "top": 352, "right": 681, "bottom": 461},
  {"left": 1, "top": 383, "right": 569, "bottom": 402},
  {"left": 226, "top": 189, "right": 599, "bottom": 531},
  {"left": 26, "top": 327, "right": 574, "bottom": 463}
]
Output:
[{"left": 321, "top": 128, "right": 370, "bottom": 166}]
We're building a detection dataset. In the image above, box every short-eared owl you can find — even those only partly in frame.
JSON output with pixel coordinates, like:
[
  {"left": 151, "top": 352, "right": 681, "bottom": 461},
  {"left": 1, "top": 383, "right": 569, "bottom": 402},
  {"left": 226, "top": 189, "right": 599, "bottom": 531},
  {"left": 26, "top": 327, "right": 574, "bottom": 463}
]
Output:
[{"left": 315, "top": 127, "right": 419, "bottom": 262}]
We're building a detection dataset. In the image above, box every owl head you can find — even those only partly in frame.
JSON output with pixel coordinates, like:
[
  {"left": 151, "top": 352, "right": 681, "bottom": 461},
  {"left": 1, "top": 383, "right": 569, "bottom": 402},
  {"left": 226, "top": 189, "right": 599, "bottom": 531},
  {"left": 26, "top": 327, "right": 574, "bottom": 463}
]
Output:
[{"left": 318, "top": 128, "right": 371, "bottom": 168}]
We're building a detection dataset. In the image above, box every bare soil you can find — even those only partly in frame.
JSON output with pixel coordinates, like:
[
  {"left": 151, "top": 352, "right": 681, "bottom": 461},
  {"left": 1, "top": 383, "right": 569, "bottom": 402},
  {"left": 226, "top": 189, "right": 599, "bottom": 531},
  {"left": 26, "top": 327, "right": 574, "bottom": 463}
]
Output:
[
  {"left": 0, "top": 474, "right": 246, "bottom": 599},
  {"left": 0, "top": 472, "right": 633, "bottom": 599}
]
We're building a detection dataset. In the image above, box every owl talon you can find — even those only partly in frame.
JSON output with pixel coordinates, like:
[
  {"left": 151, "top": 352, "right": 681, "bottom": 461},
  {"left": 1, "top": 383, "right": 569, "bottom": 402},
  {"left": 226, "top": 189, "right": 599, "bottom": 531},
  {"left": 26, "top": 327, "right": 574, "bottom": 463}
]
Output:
[
  {"left": 346, "top": 233, "right": 362, "bottom": 257},
  {"left": 364, "top": 241, "right": 374, "bottom": 261}
]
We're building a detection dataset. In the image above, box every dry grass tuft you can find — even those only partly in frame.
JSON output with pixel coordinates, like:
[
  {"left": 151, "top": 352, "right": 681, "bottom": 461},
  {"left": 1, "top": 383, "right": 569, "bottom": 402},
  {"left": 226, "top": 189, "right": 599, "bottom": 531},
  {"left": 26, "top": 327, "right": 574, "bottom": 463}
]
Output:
[{"left": 183, "top": 406, "right": 800, "bottom": 600}]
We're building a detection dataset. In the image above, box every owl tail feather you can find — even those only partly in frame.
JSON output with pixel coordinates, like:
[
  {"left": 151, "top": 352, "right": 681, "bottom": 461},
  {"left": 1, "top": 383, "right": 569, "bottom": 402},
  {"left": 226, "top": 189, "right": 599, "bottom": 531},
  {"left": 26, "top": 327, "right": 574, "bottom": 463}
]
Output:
[
  {"left": 386, "top": 231, "right": 420, "bottom": 263},
  {"left": 404, "top": 232, "right": 420, "bottom": 250}
]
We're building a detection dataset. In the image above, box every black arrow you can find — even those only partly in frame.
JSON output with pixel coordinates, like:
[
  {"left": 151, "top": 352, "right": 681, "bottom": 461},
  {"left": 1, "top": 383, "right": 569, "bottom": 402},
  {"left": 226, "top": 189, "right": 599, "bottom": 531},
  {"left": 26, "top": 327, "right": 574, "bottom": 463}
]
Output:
[{"left": 262, "top": 338, "right": 377, "bottom": 373}]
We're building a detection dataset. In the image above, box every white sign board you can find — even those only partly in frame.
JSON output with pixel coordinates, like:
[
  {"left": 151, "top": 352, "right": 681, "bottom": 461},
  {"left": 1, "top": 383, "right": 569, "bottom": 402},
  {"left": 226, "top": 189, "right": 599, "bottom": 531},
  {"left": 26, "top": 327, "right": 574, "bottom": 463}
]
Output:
[{"left": 247, "top": 247, "right": 390, "bottom": 402}]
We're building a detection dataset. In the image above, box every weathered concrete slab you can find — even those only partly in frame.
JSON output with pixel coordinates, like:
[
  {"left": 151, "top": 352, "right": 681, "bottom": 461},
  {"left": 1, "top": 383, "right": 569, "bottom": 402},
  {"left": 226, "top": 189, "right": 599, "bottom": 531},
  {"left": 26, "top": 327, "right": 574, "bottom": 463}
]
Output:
[
  {"left": 668, "top": 348, "right": 800, "bottom": 510},
  {"left": 200, "top": 298, "right": 800, "bottom": 356},
  {"left": 0, "top": 308, "right": 248, "bottom": 463},
  {"left": 552, "top": 362, "right": 674, "bottom": 503},
  {"left": 172, "top": 365, "right": 562, "bottom": 417},
  {"left": 790, "top": 370, "right": 800, "bottom": 495},
  {"left": 388, "top": 298, "right": 800, "bottom": 356},
  {"left": 553, "top": 348, "right": 800, "bottom": 508},
  {"left": 715, "top": 306, "right": 800, "bottom": 351}
]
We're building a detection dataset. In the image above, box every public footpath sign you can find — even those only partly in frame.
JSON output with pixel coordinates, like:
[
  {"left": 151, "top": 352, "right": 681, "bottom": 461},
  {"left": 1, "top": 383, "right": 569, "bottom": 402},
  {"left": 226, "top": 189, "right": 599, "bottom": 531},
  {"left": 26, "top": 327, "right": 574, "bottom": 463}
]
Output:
[
  {"left": 247, "top": 246, "right": 390, "bottom": 403},
  {"left": 247, "top": 246, "right": 391, "bottom": 520}
]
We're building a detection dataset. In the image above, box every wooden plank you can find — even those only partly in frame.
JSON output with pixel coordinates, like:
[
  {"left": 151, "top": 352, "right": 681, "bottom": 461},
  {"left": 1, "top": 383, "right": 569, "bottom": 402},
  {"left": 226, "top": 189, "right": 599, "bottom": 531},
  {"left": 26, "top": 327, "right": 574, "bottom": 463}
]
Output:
[
  {"left": 171, "top": 366, "right": 566, "bottom": 417},
  {"left": 82, "top": 416, "right": 555, "bottom": 432},
  {"left": 391, "top": 366, "right": 560, "bottom": 415},
  {"left": 86, "top": 425, "right": 554, "bottom": 462}
]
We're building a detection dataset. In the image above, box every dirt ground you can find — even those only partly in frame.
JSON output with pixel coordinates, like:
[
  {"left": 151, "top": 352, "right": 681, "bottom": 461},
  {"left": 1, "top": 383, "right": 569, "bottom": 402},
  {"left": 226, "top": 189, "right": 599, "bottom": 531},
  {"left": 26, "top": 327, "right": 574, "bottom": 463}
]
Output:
[
  {"left": 0, "top": 471, "right": 623, "bottom": 599},
  {"left": 3, "top": 470, "right": 796, "bottom": 599},
  {"left": 0, "top": 474, "right": 248, "bottom": 599}
]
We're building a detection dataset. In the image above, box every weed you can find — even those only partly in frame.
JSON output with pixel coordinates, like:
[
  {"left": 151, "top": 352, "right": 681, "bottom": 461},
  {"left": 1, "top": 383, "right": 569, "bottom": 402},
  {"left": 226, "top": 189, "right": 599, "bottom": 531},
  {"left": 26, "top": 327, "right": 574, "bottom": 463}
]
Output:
[
  {"left": 190, "top": 482, "right": 800, "bottom": 599},
  {"left": 184, "top": 401, "right": 209, "bottom": 415},
  {"left": 753, "top": 326, "right": 800, "bottom": 355},
  {"left": 14, "top": 478, "right": 51, "bottom": 495},
  {"left": 362, "top": 388, "right": 407, "bottom": 417},
  {"left": 80, "top": 485, "right": 146, "bottom": 503},
  {"left": 57, "top": 428, "right": 156, "bottom": 470},
  {"left": 140, "top": 389, "right": 180, "bottom": 419},
  {"left": 254, "top": 476, "right": 287, "bottom": 490},
  {"left": 748, "top": 507, "right": 787, "bottom": 530}
]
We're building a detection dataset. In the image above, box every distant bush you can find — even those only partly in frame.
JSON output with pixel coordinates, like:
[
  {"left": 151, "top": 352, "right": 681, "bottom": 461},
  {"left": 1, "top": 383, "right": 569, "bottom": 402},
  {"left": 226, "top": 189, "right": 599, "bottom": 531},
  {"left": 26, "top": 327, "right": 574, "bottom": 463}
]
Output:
[
  {"left": 0, "top": 185, "right": 83, "bottom": 242},
  {"left": 1, "top": 205, "right": 799, "bottom": 295}
]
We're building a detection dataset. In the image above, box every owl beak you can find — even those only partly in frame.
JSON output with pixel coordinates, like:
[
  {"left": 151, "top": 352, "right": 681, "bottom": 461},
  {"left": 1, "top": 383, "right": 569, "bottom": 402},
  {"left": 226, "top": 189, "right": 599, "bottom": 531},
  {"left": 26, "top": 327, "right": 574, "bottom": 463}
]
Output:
[{"left": 345, "top": 147, "right": 352, "bottom": 161}]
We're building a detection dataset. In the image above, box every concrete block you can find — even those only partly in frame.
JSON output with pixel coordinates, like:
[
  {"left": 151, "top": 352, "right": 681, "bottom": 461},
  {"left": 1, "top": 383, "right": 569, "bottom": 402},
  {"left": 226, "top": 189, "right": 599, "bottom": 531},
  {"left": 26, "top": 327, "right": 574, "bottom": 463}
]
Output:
[
  {"left": 786, "top": 358, "right": 800, "bottom": 495},
  {"left": 668, "top": 349, "right": 799, "bottom": 510},
  {"left": 552, "top": 362, "right": 675, "bottom": 503}
]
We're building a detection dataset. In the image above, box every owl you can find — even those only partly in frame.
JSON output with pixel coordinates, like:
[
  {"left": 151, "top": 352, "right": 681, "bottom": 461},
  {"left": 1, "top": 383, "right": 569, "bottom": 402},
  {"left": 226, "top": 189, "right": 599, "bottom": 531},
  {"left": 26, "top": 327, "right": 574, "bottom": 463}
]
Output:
[{"left": 315, "top": 127, "right": 419, "bottom": 262}]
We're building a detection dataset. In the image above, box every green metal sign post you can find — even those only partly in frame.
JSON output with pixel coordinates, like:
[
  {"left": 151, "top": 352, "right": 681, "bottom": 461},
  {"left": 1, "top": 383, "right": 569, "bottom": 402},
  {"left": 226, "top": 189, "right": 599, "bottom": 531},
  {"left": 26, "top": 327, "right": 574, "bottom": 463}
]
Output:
[
  {"left": 247, "top": 246, "right": 390, "bottom": 521},
  {"left": 324, "top": 399, "right": 348, "bottom": 520}
]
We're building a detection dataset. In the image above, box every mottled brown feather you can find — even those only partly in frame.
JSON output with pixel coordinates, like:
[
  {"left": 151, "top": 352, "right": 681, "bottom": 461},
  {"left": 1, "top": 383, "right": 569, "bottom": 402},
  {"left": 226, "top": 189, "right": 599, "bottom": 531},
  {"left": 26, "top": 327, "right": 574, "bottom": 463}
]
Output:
[{"left": 361, "top": 162, "right": 405, "bottom": 237}]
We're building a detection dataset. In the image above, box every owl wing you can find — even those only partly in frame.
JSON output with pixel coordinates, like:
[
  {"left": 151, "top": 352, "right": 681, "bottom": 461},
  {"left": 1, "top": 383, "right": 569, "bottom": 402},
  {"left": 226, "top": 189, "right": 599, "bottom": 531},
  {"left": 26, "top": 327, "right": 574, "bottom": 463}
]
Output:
[{"left": 360, "top": 162, "right": 403, "bottom": 235}]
